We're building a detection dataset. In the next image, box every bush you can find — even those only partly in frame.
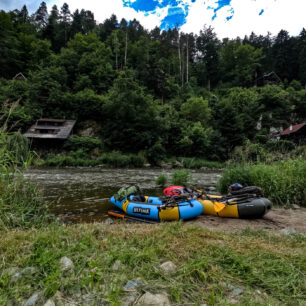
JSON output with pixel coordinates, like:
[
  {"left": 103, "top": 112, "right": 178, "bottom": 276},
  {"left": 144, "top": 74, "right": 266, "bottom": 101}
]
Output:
[
  {"left": 100, "top": 151, "right": 146, "bottom": 168},
  {"left": 63, "top": 135, "right": 102, "bottom": 152},
  {"left": 178, "top": 157, "right": 224, "bottom": 169},
  {"left": 172, "top": 170, "right": 190, "bottom": 186},
  {"left": 217, "top": 158, "right": 306, "bottom": 206},
  {"left": 156, "top": 174, "right": 168, "bottom": 186},
  {"left": 265, "top": 140, "right": 295, "bottom": 153},
  {"left": 43, "top": 155, "right": 98, "bottom": 167},
  {"left": 0, "top": 172, "right": 50, "bottom": 230}
]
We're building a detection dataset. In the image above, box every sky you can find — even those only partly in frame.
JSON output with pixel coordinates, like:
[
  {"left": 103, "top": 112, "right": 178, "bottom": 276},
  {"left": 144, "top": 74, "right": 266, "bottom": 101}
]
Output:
[{"left": 0, "top": 0, "right": 305, "bottom": 38}]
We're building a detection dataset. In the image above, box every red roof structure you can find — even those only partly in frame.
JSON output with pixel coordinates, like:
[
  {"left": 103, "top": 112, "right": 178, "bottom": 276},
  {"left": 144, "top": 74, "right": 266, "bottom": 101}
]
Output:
[{"left": 279, "top": 123, "right": 306, "bottom": 136}]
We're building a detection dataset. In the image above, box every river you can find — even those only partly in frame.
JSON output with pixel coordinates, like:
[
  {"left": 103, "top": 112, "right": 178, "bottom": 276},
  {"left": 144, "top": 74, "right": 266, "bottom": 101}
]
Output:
[{"left": 24, "top": 167, "right": 222, "bottom": 223}]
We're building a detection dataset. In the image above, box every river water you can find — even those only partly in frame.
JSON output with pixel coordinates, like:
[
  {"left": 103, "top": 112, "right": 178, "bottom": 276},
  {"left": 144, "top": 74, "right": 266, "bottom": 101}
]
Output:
[{"left": 24, "top": 167, "right": 222, "bottom": 223}]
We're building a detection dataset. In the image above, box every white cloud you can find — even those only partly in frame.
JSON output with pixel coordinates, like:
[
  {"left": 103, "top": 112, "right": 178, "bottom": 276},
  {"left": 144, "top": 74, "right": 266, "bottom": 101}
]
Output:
[{"left": 1, "top": 0, "right": 305, "bottom": 38}]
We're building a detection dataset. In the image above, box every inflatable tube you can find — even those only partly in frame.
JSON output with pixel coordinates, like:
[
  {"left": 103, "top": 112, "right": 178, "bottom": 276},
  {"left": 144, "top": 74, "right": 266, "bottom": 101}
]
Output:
[
  {"left": 110, "top": 195, "right": 203, "bottom": 221},
  {"left": 198, "top": 197, "right": 272, "bottom": 218}
]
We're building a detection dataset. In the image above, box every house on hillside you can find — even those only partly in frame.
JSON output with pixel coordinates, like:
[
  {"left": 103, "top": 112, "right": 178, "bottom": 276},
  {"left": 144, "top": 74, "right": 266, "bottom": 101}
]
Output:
[
  {"left": 24, "top": 119, "right": 76, "bottom": 146},
  {"left": 276, "top": 123, "right": 306, "bottom": 144}
]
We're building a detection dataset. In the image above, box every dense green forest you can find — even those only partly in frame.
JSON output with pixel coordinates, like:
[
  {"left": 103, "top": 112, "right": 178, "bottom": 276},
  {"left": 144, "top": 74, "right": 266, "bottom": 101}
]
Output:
[{"left": 0, "top": 2, "right": 305, "bottom": 162}]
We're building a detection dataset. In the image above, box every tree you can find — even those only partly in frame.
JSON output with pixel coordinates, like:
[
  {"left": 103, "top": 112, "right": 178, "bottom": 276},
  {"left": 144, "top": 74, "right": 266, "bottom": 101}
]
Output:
[
  {"left": 34, "top": 1, "right": 48, "bottom": 29},
  {"left": 101, "top": 70, "right": 160, "bottom": 152}
]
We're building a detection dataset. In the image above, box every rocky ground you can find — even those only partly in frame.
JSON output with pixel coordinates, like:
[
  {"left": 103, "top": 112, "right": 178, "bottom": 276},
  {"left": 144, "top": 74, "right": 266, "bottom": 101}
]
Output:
[{"left": 192, "top": 206, "right": 306, "bottom": 235}]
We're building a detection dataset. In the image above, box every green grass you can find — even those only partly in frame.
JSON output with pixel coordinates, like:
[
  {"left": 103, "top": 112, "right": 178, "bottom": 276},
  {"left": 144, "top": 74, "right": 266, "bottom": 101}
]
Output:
[
  {"left": 0, "top": 223, "right": 305, "bottom": 305},
  {"left": 217, "top": 158, "right": 306, "bottom": 207},
  {"left": 155, "top": 173, "right": 168, "bottom": 186},
  {"left": 43, "top": 151, "right": 146, "bottom": 168},
  {"left": 172, "top": 169, "right": 190, "bottom": 186},
  {"left": 178, "top": 157, "right": 224, "bottom": 169}
]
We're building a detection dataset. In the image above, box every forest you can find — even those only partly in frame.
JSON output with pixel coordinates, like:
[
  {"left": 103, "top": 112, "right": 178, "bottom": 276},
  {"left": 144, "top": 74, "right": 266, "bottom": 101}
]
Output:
[{"left": 0, "top": 1, "right": 306, "bottom": 163}]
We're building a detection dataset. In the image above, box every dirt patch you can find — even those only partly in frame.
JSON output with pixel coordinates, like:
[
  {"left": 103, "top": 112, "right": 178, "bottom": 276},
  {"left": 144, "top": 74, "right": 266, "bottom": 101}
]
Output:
[{"left": 191, "top": 207, "right": 306, "bottom": 235}]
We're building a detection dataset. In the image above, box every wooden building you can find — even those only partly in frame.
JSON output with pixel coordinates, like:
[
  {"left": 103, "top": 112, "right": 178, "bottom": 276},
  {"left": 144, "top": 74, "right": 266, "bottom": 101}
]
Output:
[
  {"left": 24, "top": 119, "right": 76, "bottom": 143},
  {"left": 277, "top": 123, "right": 306, "bottom": 144}
]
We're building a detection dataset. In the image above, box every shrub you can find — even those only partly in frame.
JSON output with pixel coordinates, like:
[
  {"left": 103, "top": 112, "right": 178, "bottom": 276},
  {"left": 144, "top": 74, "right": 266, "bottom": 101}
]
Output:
[
  {"left": 178, "top": 157, "right": 224, "bottom": 169},
  {"left": 63, "top": 135, "right": 102, "bottom": 152},
  {"left": 265, "top": 140, "right": 295, "bottom": 153},
  {"left": 0, "top": 172, "right": 50, "bottom": 230},
  {"left": 156, "top": 174, "right": 168, "bottom": 186},
  {"left": 172, "top": 170, "right": 190, "bottom": 186},
  {"left": 100, "top": 151, "right": 146, "bottom": 168},
  {"left": 217, "top": 158, "right": 306, "bottom": 206}
]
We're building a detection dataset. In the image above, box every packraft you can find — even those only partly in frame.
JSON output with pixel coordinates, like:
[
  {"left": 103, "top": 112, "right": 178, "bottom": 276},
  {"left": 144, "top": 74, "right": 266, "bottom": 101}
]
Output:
[
  {"left": 163, "top": 185, "right": 272, "bottom": 219},
  {"left": 110, "top": 186, "right": 203, "bottom": 221}
]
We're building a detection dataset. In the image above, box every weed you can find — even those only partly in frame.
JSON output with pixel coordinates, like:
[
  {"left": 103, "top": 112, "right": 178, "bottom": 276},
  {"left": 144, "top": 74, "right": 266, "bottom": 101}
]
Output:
[
  {"left": 155, "top": 174, "right": 168, "bottom": 186},
  {"left": 171, "top": 169, "right": 190, "bottom": 186}
]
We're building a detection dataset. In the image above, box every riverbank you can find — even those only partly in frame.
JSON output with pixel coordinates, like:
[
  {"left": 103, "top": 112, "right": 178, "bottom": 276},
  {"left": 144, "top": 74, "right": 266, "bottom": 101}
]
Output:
[{"left": 1, "top": 222, "right": 305, "bottom": 305}]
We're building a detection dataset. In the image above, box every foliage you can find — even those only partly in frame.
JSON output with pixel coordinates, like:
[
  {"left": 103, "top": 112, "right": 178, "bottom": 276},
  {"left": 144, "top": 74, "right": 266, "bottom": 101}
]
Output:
[
  {"left": 63, "top": 135, "right": 102, "bottom": 152},
  {"left": 0, "top": 6, "right": 305, "bottom": 163},
  {"left": 178, "top": 157, "right": 224, "bottom": 169},
  {"left": 217, "top": 158, "right": 306, "bottom": 206},
  {"left": 171, "top": 169, "right": 190, "bottom": 186},
  {"left": 0, "top": 103, "right": 50, "bottom": 230},
  {"left": 265, "top": 140, "right": 295, "bottom": 153},
  {"left": 100, "top": 151, "right": 146, "bottom": 168},
  {"left": 155, "top": 173, "right": 168, "bottom": 186}
]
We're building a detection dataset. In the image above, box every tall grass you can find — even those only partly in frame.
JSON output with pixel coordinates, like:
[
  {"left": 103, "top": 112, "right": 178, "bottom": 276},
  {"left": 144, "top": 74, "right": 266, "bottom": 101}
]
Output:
[
  {"left": 0, "top": 101, "right": 50, "bottom": 230},
  {"left": 178, "top": 157, "right": 224, "bottom": 169},
  {"left": 217, "top": 158, "right": 306, "bottom": 206},
  {"left": 172, "top": 170, "right": 190, "bottom": 186}
]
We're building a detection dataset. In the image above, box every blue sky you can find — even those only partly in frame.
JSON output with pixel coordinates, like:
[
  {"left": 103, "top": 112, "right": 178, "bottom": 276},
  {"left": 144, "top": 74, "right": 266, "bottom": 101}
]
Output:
[{"left": 0, "top": 0, "right": 305, "bottom": 38}]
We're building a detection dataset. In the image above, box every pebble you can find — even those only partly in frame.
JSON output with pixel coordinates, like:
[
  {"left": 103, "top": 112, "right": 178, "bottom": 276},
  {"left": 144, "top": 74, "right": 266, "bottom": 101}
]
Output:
[
  {"left": 280, "top": 227, "right": 297, "bottom": 235},
  {"left": 292, "top": 204, "right": 300, "bottom": 209},
  {"left": 137, "top": 292, "right": 170, "bottom": 306},
  {"left": 160, "top": 261, "right": 176, "bottom": 274},
  {"left": 59, "top": 256, "right": 74, "bottom": 272},
  {"left": 121, "top": 293, "right": 138, "bottom": 306},
  {"left": 124, "top": 280, "right": 142, "bottom": 291},
  {"left": 24, "top": 293, "right": 40, "bottom": 306},
  {"left": 104, "top": 218, "right": 114, "bottom": 225},
  {"left": 112, "top": 260, "right": 121, "bottom": 271},
  {"left": 21, "top": 267, "right": 37, "bottom": 276},
  {"left": 43, "top": 299, "right": 55, "bottom": 306},
  {"left": 232, "top": 288, "right": 244, "bottom": 296}
]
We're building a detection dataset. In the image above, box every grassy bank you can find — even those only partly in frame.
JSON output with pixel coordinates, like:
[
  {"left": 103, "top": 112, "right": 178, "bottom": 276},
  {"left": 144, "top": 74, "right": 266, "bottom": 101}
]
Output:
[
  {"left": 217, "top": 158, "right": 306, "bottom": 207},
  {"left": 0, "top": 222, "right": 305, "bottom": 305},
  {"left": 42, "top": 153, "right": 224, "bottom": 169}
]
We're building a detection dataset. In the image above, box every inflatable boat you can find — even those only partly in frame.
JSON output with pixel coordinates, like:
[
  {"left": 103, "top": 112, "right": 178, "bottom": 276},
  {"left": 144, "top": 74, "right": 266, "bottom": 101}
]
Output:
[
  {"left": 110, "top": 188, "right": 203, "bottom": 221},
  {"left": 164, "top": 186, "right": 272, "bottom": 219}
]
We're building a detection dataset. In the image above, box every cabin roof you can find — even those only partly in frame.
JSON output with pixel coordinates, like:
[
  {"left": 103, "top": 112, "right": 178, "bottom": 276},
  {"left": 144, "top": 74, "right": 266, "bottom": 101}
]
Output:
[
  {"left": 279, "top": 123, "right": 306, "bottom": 136},
  {"left": 24, "top": 119, "right": 76, "bottom": 139}
]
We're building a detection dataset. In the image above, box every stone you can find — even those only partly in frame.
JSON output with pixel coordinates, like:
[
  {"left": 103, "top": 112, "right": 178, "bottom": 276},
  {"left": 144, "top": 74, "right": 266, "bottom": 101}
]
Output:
[
  {"left": 104, "top": 218, "right": 114, "bottom": 225},
  {"left": 232, "top": 288, "right": 244, "bottom": 296},
  {"left": 4, "top": 267, "right": 20, "bottom": 276},
  {"left": 11, "top": 272, "right": 22, "bottom": 283},
  {"left": 59, "top": 256, "right": 74, "bottom": 272},
  {"left": 24, "top": 293, "right": 41, "bottom": 306},
  {"left": 208, "top": 186, "right": 216, "bottom": 191},
  {"left": 160, "top": 261, "right": 176, "bottom": 274},
  {"left": 292, "top": 204, "right": 300, "bottom": 209},
  {"left": 21, "top": 267, "right": 37, "bottom": 276},
  {"left": 144, "top": 163, "right": 151, "bottom": 168},
  {"left": 280, "top": 227, "right": 297, "bottom": 236},
  {"left": 123, "top": 280, "right": 142, "bottom": 291},
  {"left": 160, "top": 162, "right": 172, "bottom": 169},
  {"left": 43, "top": 299, "right": 55, "bottom": 306},
  {"left": 173, "top": 160, "right": 183, "bottom": 168},
  {"left": 137, "top": 292, "right": 170, "bottom": 306},
  {"left": 112, "top": 260, "right": 121, "bottom": 271},
  {"left": 121, "top": 293, "right": 138, "bottom": 306}
]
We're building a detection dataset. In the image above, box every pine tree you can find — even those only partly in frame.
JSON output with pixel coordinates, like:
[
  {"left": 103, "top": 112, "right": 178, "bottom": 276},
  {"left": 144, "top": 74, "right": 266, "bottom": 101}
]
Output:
[{"left": 34, "top": 1, "right": 48, "bottom": 29}]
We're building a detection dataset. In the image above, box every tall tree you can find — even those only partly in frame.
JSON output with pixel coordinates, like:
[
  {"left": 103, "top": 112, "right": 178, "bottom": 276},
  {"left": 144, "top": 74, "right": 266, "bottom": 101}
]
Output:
[{"left": 34, "top": 1, "right": 48, "bottom": 29}]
